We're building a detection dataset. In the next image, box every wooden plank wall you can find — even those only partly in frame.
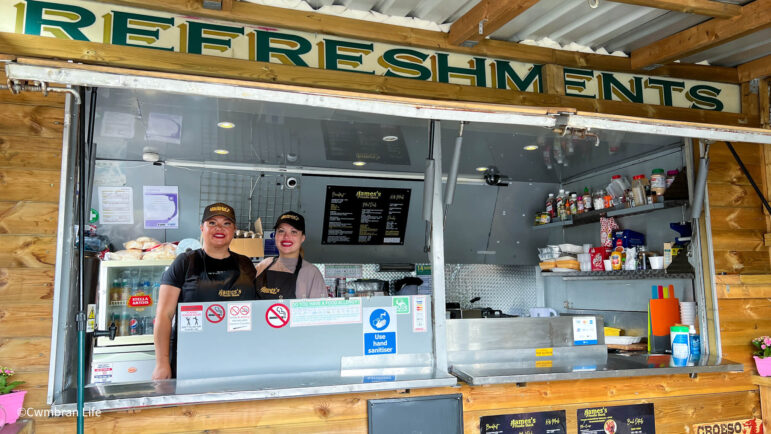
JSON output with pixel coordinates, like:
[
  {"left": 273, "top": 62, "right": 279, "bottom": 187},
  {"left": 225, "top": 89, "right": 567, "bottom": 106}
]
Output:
[
  {"left": 0, "top": 71, "right": 766, "bottom": 431},
  {"left": 0, "top": 69, "right": 64, "bottom": 421},
  {"left": 708, "top": 142, "right": 770, "bottom": 274}
]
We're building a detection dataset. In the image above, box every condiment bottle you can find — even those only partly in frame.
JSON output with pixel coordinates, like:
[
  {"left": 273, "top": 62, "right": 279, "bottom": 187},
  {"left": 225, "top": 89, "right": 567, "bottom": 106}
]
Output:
[
  {"left": 593, "top": 189, "right": 606, "bottom": 210},
  {"left": 545, "top": 193, "right": 555, "bottom": 218},
  {"left": 583, "top": 186, "right": 592, "bottom": 211},
  {"left": 570, "top": 193, "right": 578, "bottom": 215},
  {"left": 610, "top": 246, "right": 624, "bottom": 271},
  {"left": 631, "top": 175, "right": 646, "bottom": 207},
  {"left": 577, "top": 195, "right": 585, "bottom": 214},
  {"left": 651, "top": 168, "right": 666, "bottom": 196},
  {"left": 557, "top": 189, "right": 566, "bottom": 220}
]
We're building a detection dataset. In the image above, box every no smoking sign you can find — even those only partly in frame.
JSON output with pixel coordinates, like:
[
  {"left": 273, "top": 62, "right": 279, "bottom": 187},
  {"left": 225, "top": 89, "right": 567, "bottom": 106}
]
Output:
[
  {"left": 266, "top": 303, "right": 290, "bottom": 328},
  {"left": 206, "top": 304, "right": 225, "bottom": 323}
]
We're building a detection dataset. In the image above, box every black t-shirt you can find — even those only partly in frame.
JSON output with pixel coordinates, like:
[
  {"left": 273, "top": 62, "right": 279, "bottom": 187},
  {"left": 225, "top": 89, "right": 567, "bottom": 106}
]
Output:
[{"left": 161, "top": 249, "right": 246, "bottom": 288}]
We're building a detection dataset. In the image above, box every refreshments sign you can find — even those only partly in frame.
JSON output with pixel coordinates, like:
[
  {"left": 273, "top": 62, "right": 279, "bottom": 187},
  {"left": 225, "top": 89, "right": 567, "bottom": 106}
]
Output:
[{"left": 1, "top": 0, "right": 740, "bottom": 112}]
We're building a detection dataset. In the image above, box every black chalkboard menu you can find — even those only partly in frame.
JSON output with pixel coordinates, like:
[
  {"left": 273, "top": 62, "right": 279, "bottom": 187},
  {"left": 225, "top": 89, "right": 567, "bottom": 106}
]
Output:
[{"left": 322, "top": 186, "right": 411, "bottom": 245}]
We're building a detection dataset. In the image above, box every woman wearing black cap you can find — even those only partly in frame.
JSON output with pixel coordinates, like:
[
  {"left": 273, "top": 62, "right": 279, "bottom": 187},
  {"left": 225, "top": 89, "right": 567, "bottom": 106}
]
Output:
[
  {"left": 254, "top": 211, "right": 326, "bottom": 299},
  {"left": 152, "top": 202, "right": 256, "bottom": 380}
]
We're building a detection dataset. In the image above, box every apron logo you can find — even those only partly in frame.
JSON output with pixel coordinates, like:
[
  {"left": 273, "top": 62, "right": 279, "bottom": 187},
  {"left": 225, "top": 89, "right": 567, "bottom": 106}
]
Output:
[
  {"left": 260, "top": 287, "right": 280, "bottom": 295},
  {"left": 218, "top": 288, "right": 243, "bottom": 297}
]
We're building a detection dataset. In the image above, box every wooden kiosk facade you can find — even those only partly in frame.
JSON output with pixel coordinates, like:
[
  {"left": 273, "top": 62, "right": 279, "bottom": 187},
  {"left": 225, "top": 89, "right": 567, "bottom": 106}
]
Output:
[{"left": 1, "top": 0, "right": 770, "bottom": 431}]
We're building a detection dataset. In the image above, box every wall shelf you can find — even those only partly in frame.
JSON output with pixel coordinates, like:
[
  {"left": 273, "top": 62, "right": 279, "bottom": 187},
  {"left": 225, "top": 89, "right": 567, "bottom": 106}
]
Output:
[
  {"left": 541, "top": 269, "right": 694, "bottom": 280},
  {"left": 532, "top": 200, "right": 688, "bottom": 230}
]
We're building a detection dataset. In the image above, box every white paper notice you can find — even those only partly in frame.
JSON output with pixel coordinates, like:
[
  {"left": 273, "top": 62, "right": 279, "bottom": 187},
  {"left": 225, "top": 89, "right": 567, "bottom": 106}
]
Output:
[
  {"left": 143, "top": 186, "right": 179, "bottom": 229},
  {"left": 100, "top": 111, "right": 136, "bottom": 139},
  {"left": 179, "top": 305, "right": 203, "bottom": 333},
  {"left": 412, "top": 295, "right": 427, "bottom": 332},
  {"left": 98, "top": 186, "right": 134, "bottom": 224},
  {"left": 146, "top": 112, "right": 182, "bottom": 144},
  {"left": 290, "top": 298, "right": 362, "bottom": 327},
  {"left": 228, "top": 303, "right": 252, "bottom": 332}
]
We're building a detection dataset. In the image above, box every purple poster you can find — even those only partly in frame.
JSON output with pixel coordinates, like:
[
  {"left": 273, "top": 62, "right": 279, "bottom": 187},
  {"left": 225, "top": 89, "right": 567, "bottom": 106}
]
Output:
[{"left": 143, "top": 186, "right": 179, "bottom": 229}]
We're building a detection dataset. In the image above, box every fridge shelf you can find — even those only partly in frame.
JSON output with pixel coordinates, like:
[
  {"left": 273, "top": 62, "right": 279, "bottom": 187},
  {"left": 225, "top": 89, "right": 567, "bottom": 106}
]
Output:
[
  {"left": 532, "top": 200, "right": 688, "bottom": 230},
  {"left": 540, "top": 269, "right": 694, "bottom": 280}
]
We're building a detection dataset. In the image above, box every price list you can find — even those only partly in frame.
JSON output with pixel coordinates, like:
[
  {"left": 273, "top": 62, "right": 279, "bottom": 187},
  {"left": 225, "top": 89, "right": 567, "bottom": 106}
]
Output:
[{"left": 322, "top": 186, "right": 410, "bottom": 245}]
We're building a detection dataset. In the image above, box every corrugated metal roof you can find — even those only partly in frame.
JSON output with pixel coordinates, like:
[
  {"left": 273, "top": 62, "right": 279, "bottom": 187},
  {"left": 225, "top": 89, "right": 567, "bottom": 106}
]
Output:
[{"left": 295, "top": 0, "right": 767, "bottom": 68}]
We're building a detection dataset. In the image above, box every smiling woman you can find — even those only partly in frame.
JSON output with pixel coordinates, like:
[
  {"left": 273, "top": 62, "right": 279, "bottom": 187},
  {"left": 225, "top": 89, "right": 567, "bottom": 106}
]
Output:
[
  {"left": 254, "top": 211, "right": 327, "bottom": 300},
  {"left": 152, "top": 202, "right": 258, "bottom": 379}
]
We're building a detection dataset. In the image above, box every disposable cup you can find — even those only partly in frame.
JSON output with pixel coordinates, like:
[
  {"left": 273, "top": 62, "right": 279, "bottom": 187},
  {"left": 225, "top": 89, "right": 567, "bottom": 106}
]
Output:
[
  {"left": 649, "top": 256, "right": 664, "bottom": 269},
  {"left": 603, "top": 259, "right": 612, "bottom": 271}
]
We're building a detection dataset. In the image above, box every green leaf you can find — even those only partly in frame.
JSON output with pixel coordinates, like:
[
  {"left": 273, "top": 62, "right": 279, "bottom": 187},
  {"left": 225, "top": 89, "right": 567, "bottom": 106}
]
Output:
[{"left": 0, "top": 381, "right": 24, "bottom": 395}]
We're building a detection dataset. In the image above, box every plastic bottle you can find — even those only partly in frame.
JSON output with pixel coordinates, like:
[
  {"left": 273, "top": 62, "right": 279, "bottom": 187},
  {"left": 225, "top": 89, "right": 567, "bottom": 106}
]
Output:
[
  {"left": 689, "top": 325, "right": 701, "bottom": 358},
  {"left": 631, "top": 175, "right": 646, "bottom": 207},
  {"left": 583, "top": 186, "right": 592, "bottom": 211},
  {"left": 608, "top": 175, "right": 631, "bottom": 206},
  {"left": 651, "top": 168, "right": 666, "bottom": 196},
  {"left": 569, "top": 193, "right": 578, "bottom": 215},
  {"left": 610, "top": 247, "right": 624, "bottom": 271},
  {"left": 556, "top": 189, "right": 566, "bottom": 220},
  {"left": 593, "top": 188, "right": 606, "bottom": 211},
  {"left": 151, "top": 282, "right": 160, "bottom": 308},
  {"left": 577, "top": 195, "right": 585, "bottom": 214},
  {"left": 545, "top": 193, "right": 555, "bottom": 218}
]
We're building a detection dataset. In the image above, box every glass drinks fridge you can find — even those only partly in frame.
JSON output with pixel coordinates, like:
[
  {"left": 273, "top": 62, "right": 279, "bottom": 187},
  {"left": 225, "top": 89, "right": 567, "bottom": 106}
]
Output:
[{"left": 91, "top": 259, "right": 172, "bottom": 384}]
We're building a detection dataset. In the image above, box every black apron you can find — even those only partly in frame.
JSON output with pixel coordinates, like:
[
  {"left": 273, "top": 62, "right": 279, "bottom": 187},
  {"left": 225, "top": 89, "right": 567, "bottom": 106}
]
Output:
[
  {"left": 255, "top": 256, "right": 303, "bottom": 299},
  {"left": 171, "top": 249, "right": 256, "bottom": 376},
  {"left": 180, "top": 250, "right": 256, "bottom": 302}
]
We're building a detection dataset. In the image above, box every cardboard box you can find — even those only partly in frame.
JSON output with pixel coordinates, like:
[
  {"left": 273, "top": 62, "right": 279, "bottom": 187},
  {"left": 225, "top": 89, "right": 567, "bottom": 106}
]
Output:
[{"left": 230, "top": 238, "right": 264, "bottom": 258}]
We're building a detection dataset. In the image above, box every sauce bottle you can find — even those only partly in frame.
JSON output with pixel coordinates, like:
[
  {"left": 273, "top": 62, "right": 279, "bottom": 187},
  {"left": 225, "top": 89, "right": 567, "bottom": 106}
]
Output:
[
  {"left": 545, "top": 193, "right": 555, "bottom": 218},
  {"left": 569, "top": 193, "right": 578, "bottom": 215},
  {"left": 583, "top": 186, "right": 592, "bottom": 211},
  {"left": 651, "top": 168, "right": 666, "bottom": 196},
  {"left": 610, "top": 246, "right": 624, "bottom": 270}
]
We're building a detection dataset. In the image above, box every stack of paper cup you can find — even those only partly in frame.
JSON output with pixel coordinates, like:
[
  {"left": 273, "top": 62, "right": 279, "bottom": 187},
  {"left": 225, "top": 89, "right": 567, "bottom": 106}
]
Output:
[
  {"left": 577, "top": 253, "right": 591, "bottom": 271},
  {"left": 680, "top": 301, "right": 697, "bottom": 325}
]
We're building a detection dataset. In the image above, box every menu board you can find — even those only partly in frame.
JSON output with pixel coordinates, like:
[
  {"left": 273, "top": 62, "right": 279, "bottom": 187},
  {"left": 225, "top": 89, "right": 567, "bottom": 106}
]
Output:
[
  {"left": 322, "top": 186, "right": 411, "bottom": 245},
  {"left": 577, "top": 403, "right": 655, "bottom": 434},
  {"left": 481, "top": 410, "right": 566, "bottom": 434}
]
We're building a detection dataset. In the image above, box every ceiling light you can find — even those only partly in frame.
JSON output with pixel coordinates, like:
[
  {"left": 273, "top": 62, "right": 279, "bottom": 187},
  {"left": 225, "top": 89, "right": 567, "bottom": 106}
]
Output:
[
  {"left": 523, "top": 145, "right": 538, "bottom": 151},
  {"left": 475, "top": 166, "right": 488, "bottom": 172},
  {"left": 217, "top": 121, "right": 235, "bottom": 129},
  {"left": 352, "top": 161, "right": 367, "bottom": 166},
  {"left": 382, "top": 135, "right": 398, "bottom": 142},
  {"left": 213, "top": 149, "right": 229, "bottom": 155}
]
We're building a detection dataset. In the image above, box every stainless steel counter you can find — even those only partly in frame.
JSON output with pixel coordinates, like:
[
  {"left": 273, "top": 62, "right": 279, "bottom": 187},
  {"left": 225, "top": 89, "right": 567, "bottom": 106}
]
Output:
[
  {"left": 446, "top": 317, "right": 743, "bottom": 386},
  {"left": 450, "top": 353, "right": 742, "bottom": 385},
  {"left": 53, "top": 371, "right": 457, "bottom": 412}
]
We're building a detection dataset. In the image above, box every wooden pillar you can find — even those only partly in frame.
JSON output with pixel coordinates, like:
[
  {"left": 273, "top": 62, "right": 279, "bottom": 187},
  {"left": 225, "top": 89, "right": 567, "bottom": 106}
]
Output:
[{"left": 541, "top": 64, "right": 565, "bottom": 96}]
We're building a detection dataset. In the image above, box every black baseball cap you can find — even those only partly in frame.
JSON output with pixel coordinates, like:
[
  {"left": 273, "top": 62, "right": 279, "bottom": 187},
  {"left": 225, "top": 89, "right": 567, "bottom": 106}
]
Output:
[
  {"left": 274, "top": 211, "right": 305, "bottom": 233},
  {"left": 202, "top": 202, "right": 236, "bottom": 223}
]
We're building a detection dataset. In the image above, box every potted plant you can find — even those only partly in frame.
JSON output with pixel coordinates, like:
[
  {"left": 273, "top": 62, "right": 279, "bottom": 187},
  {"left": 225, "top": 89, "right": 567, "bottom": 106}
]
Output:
[
  {"left": 0, "top": 367, "right": 26, "bottom": 426},
  {"left": 751, "top": 336, "right": 771, "bottom": 376}
]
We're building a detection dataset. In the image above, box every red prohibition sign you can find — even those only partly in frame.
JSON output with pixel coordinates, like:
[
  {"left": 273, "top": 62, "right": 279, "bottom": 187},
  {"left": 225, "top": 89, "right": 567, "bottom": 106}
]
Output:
[
  {"left": 266, "top": 303, "right": 290, "bottom": 329},
  {"left": 206, "top": 304, "right": 225, "bottom": 323},
  {"left": 239, "top": 305, "right": 250, "bottom": 315},
  {"left": 230, "top": 306, "right": 240, "bottom": 316}
]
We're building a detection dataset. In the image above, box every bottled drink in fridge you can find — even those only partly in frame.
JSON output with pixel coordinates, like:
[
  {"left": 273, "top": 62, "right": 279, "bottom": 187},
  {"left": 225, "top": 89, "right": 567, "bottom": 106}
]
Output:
[
  {"left": 128, "top": 314, "right": 143, "bottom": 335},
  {"left": 117, "top": 312, "right": 129, "bottom": 336}
]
